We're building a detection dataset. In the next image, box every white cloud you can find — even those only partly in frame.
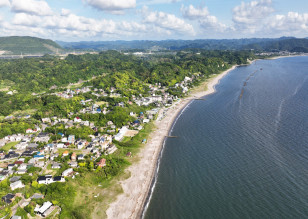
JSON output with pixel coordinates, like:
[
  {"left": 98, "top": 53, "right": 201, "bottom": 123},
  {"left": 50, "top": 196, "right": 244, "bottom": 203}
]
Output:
[
  {"left": 181, "top": 4, "right": 209, "bottom": 20},
  {"left": 199, "top": 15, "right": 229, "bottom": 33},
  {"left": 11, "top": 0, "right": 53, "bottom": 16},
  {"left": 84, "top": 0, "right": 136, "bottom": 11},
  {"left": 0, "top": 9, "right": 154, "bottom": 40},
  {"left": 232, "top": 0, "right": 274, "bottom": 33},
  {"left": 181, "top": 4, "right": 228, "bottom": 33},
  {"left": 142, "top": 6, "right": 195, "bottom": 35},
  {"left": 118, "top": 21, "right": 147, "bottom": 32},
  {"left": 0, "top": 0, "right": 10, "bottom": 7},
  {"left": 12, "top": 13, "right": 41, "bottom": 26},
  {"left": 230, "top": 0, "right": 308, "bottom": 37},
  {"left": 266, "top": 12, "right": 308, "bottom": 36},
  {"left": 61, "top": 9, "right": 71, "bottom": 16},
  {"left": 42, "top": 14, "right": 117, "bottom": 34}
]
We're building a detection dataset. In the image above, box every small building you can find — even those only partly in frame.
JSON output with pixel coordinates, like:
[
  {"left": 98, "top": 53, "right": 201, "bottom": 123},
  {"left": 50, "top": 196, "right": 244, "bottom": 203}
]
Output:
[
  {"left": 105, "top": 144, "right": 117, "bottom": 155},
  {"left": 35, "top": 201, "right": 53, "bottom": 217},
  {"left": 31, "top": 193, "right": 44, "bottom": 199},
  {"left": 143, "top": 119, "right": 150, "bottom": 123},
  {"left": 68, "top": 161, "right": 78, "bottom": 168},
  {"left": 10, "top": 180, "right": 24, "bottom": 190},
  {"left": 53, "top": 176, "right": 65, "bottom": 183},
  {"left": 9, "top": 176, "right": 21, "bottom": 183},
  {"left": 14, "top": 161, "right": 23, "bottom": 166},
  {"left": 62, "top": 168, "right": 74, "bottom": 177},
  {"left": 71, "top": 152, "right": 77, "bottom": 161},
  {"left": 126, "top": 152, "right": 132, "bottom": 157},
  {"left": 62, "top": 151, "right": 69, "bottom": 157},
  {"left": 18, "top": 163, "right": 28, "bottom": 170},
  {"left": 33, "top": 155, "right": 45, "bottom": 160},
  {"left": 37, "top": 175, "right": 53, "bottom": 184},
  {"left": 77, "top": 142, "right": 85, "bottom": 149},
  {"left": 77, "top": 154, "right": 85, "bottom": 160},
  {"left": 42, "top": 118, "right": 51, "bottom": 123},
  {"left": 74, "top": 117, "right": 82, "bottom": 123},
  {"left": 2, "top": 193, "right": 15, "bottom": 204},
  {"left": 114, "top": 126, "right": 128, "bottom": 142},
  {"left": 68, "top": 135, "right": 75, "bottom": 144},
  {"left": 7, "top": 164, "right": 16, "bottom": 170},
  {"left": 52, "top": 163, "right": 61, "bottom": 169},
  {"left": 26, "top": 128, "right": 34, "bottom": 134},
  {"left": 97, "top": 158, "right": 106, "bottom": 168}
]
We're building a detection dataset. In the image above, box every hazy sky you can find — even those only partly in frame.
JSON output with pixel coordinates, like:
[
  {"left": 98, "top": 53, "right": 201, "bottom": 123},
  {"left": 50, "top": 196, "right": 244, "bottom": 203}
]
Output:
[{"left": 0, "top": 0, "right": 307, "bottom": 41}]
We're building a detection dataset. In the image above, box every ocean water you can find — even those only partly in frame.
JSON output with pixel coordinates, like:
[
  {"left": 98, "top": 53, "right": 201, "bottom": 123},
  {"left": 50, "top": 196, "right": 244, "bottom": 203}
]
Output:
[{"left": 144, "top": 56, "right": 308, "bottom": 219}]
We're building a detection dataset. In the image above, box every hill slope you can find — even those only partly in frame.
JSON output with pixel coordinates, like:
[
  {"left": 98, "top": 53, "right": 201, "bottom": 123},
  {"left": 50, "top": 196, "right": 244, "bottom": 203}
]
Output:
[{"left": 0, "top": 36, "right": 63, "bottom": 55}]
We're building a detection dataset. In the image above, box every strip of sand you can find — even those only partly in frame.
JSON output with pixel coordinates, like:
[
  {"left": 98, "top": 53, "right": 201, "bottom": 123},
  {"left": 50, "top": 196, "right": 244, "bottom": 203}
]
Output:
[{"left": 106, "top": 65, "right": 237, "bottom": 219}]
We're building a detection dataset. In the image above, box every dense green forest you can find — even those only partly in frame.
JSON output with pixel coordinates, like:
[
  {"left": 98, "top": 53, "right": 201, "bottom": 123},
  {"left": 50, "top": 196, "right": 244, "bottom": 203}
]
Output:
[
  {"left": 0, "top": 50, "right": 255, "bottom": 117},
  {"left": 0, "top": 36, "right": 63, "bottom": 55}
]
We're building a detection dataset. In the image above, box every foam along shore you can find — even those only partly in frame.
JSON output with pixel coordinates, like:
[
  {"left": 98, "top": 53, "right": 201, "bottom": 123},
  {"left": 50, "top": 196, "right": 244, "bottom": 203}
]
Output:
[{"left": 106, "top": 65, "right": 238, "bottom": 219}]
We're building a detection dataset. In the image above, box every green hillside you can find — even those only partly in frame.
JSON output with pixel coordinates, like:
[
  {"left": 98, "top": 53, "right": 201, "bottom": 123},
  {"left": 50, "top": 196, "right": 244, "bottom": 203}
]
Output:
[{"left": 0, "top": 36, "right": 63, "bottom": 55}]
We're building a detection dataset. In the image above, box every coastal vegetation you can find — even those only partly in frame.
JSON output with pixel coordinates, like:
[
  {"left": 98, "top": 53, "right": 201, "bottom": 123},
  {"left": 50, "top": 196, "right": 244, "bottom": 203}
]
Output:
[{"left": 0, "top": 50, "right": 254, "bottom": 117}]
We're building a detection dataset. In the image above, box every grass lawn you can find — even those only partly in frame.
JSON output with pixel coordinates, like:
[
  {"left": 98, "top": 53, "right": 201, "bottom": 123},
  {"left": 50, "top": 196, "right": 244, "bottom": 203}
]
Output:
[
  {"left": 67, "top": 170, "right": 130, "bottom": 219},
  {"left": 15, "top": 207, "right": 29, "bottom": 219},
  {"left": 95, "top": 101, "right": 108, "bottom": 106},
  {"left": 57, "top": 148, "right": 84, "bottom": 155},
  {"left": 67, "top": 82, "right": 84, "bottom": 89},
  {"left": 1, "top": 141, "right": 19, "bottom": 152}
]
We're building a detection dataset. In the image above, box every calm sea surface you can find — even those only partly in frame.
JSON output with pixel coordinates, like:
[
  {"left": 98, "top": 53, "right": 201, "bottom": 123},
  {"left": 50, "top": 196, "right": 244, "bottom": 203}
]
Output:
[{"left": 144, "top": 56, "right": 308, "bottom": 219}]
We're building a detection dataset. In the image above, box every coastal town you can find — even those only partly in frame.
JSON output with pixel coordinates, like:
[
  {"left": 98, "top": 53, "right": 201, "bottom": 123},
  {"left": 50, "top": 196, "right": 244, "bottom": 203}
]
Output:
[
  {"left": 0, "top": 0, "right": 307, "bottom": 215},
  {"left": 0, "top": 74, "right": 196, "bottom": 218}
]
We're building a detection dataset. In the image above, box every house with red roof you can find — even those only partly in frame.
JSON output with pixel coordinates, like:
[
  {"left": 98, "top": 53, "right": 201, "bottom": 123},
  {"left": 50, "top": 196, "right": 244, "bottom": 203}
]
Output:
[{"left": 97, "top": 158, "right": 106, "bottom": 168}]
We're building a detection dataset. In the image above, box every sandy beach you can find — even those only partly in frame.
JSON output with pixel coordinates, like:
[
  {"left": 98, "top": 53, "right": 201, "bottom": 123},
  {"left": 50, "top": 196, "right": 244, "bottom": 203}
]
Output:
[{"left": 106, "top": 65, "right": 237, "bottom": 219}]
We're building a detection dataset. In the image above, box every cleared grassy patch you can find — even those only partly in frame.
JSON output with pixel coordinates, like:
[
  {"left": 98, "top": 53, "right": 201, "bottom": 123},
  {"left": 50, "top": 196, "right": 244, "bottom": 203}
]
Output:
[
  {"left": 66, "top": 82, "right": 84, "bottom": 89},
  {"left": 1, "top": 141, "right": 18, "bottom": 152},
  {"left": 57, "top": 148, "right": 84, "bottom": 155},
  {"left": 15, "top": 207, "right": 29, "bottom": 219},
  {"left": 95, "top": 101, "right": 108, "bottom": 106},
  {"left": 10, "top": 109, "right": 37, "bottom": 117},
  {"left": 0, "top": 80, "right": 14, "bottom": 91}
]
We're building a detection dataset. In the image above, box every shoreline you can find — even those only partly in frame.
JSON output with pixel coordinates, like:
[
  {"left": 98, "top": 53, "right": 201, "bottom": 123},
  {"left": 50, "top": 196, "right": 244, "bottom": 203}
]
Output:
[{"left": 106, "top": 65, "right": 237, "bottom": 219}]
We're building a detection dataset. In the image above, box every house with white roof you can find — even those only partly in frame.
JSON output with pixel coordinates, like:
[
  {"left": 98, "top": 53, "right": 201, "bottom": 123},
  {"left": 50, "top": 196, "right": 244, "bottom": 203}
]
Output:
[
  {"left": 10, "top": 180, "right": 24, "bottom": 190},
  {"left": 62, "top": 168, "right": 74, "bottom": 177},
  {"left": 35, "top": 201, "right": 53, "bottom": 217}
]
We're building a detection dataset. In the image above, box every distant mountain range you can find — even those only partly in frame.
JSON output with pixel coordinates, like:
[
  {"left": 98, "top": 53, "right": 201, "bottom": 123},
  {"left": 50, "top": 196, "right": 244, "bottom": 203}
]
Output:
[
  {"left": 57, "top": 37, "right": 308, "bottom": 52},
  {"left": 0, "top": 36, "right": 308, "bottom": 55},
  {"left": 0, "top": 36, "right": 63, "bottom": 55}
]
